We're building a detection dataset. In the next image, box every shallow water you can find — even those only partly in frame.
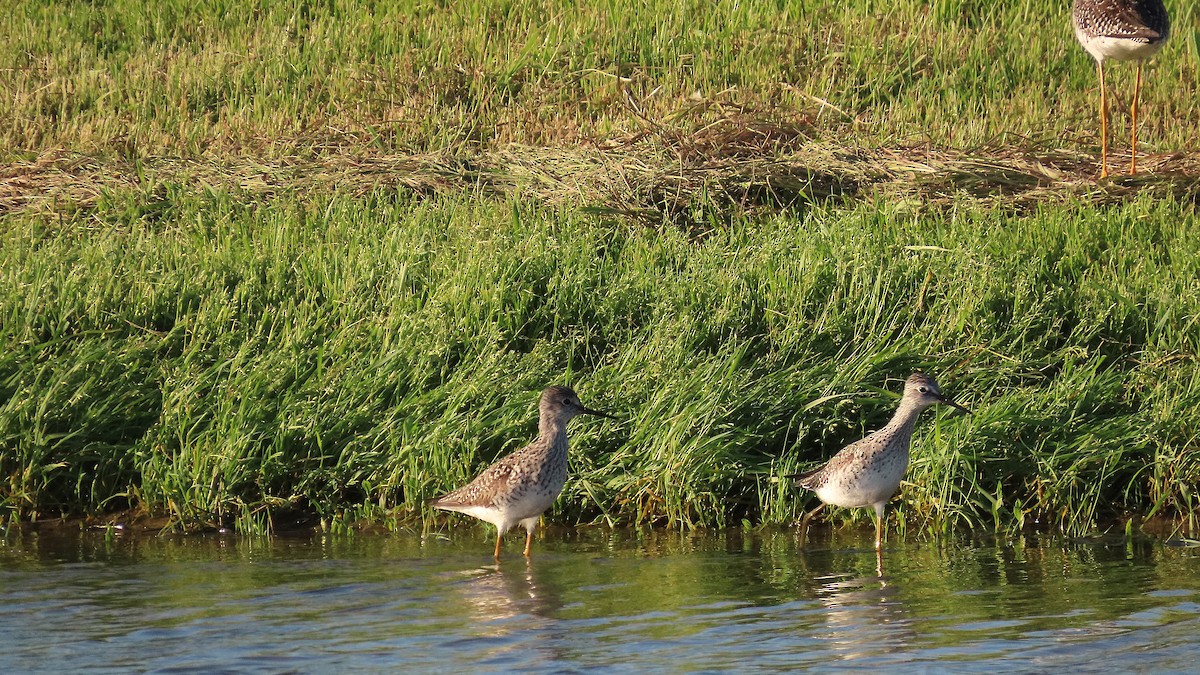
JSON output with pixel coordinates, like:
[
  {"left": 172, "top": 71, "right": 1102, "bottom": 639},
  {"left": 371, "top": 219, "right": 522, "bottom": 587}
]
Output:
[{"left": 2, "top": 526, "right": 1198, "bottom": 673}]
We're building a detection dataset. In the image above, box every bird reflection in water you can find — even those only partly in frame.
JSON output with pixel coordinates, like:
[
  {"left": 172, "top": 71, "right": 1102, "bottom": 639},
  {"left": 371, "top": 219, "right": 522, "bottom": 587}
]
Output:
[
  {"left": 448, "top": 559, "right": 563, "bottom": 630},
  {"left": 812, "top": 569, "right": 915, "bottom": 661},
  {"left": 436, "top": 559, "right": 570, "bottom": 668}
]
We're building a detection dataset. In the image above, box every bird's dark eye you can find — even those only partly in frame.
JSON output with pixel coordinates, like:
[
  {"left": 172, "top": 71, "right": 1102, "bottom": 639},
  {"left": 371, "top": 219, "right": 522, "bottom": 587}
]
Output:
[
  {"left": 564, "top": 399, "right": 574, "bottom": 406},
  {"left": 918, "top": 386, "right": 928, "bottom": 393}
]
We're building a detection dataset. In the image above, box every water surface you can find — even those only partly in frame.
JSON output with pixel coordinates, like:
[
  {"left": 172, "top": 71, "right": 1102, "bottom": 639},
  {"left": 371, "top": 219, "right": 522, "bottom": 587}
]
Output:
[{"left": 2, "top": 527, "right": 1198, "bottom": 672}]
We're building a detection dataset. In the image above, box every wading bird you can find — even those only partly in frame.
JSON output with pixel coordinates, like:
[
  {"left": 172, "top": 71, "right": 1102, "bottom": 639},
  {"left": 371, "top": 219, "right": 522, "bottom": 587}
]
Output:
[
  {"left": 790, "top": 373, "right": 969, "bottom": 550},
  {"left": 430, "top": 385, "right": 613, "bottom": 560}
]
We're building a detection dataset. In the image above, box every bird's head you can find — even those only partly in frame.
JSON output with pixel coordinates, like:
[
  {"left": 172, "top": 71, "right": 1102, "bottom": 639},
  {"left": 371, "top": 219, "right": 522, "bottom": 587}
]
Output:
[
  {"left": 903, "top": 373, "right": 970, "bottom": 414},
  {"left": 539, "top": 385, "right": 614, "bottom": 422}
]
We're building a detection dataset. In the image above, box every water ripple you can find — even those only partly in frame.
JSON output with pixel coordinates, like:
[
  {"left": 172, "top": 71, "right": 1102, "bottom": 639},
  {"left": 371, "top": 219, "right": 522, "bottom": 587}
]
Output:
[{"left": 1, "top": 530, "right": 1198, "bottom": 672}]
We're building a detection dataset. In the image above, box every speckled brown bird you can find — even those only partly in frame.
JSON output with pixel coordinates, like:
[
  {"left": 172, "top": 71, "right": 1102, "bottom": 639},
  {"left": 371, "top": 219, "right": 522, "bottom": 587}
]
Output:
[
  {"left": 1072, "top": 0, "right": 1170, "bottom": 178},
  {"left": 790, "top": 374, "right": 969, "bottom": 550},
  {"left": 430, "top": 386, "right": 613, "bottom": 560}
]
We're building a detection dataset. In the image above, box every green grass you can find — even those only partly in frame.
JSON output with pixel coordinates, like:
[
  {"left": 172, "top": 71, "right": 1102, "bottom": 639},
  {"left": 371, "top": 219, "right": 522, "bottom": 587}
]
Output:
[
  {"left": 2, "top": 1, "right": 1199, "bottom": 536},
  {"left": 4, "top": 0, "right": 1197, "bottom": 158},
  {"left": 2, "top": 188, "right": 1198, "bottom": 534}
]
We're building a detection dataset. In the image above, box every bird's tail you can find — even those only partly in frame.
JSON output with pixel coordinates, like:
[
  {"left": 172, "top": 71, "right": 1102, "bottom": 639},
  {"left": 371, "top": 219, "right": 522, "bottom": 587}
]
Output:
[{"left": 784, "top": 466, "right": 822, "bottom": 489}]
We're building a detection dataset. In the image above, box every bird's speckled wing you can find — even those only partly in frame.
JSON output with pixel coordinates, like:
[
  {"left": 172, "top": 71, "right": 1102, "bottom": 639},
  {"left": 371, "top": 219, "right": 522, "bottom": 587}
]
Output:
[
  {"left": 1074, "top": 0, "right": 1169, "bottom": 41},
  {"left": 431, "top": 446, "right": 530, "bottom": 509},
  {"left": 794, "top": 432, "right": 890, "bottom": 491}
]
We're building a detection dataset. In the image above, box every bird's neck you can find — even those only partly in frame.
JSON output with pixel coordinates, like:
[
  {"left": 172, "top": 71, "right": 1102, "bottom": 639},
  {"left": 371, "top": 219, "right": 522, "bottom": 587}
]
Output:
[
  {"left": 885, "top": 399, "right": 930, "bottom": 432},
  {"left": 537, "top": 417, "right": 570, "bottom": 450}
]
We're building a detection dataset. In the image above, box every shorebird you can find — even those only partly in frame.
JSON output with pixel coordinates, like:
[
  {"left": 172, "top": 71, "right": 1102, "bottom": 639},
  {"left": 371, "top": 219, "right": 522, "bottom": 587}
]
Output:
[
  {"left": 1072, "top": 0, "right": 1170, "bottom": 178},
  {"left": 790, "top": 373, "right": 969, "bottom": 550},
  {"left": 430, "top": 385, "right": 613, "bottom": 560}
]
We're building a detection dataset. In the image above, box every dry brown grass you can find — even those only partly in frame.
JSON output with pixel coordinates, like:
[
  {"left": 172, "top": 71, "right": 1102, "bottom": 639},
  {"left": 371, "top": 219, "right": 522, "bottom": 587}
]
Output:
[{"left": 6, "top": 115, "right": 1200, "bottom": 225}]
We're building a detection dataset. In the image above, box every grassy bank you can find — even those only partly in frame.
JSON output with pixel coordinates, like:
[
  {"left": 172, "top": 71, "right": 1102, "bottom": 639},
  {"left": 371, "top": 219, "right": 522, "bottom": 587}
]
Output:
[
  {"left": 2, "top": 1, "right": 1199, "bottom": 536},
  {"left": 2, "top": 189, "right": 1198, "bottom": 534},
  {"left": 5, "top": 0, "right": 1198, "bottom": 159}
]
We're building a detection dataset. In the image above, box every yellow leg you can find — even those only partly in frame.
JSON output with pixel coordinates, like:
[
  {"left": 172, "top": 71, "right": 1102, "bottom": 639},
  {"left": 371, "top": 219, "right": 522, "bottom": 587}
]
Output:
[
  {"left": 1098, "top": 59, "right": 1109, "bottom": 180},
  {"left": 874, "top": 503, "right": 885, "bottom": 550},
  {"left": 523, "top": 529, "right": 533, "bottom": 557},
  {"left": 1131, "top": 61, "right": 1143, "bottom": 175},
  {"left": 494, "top": 533, "right": 503, "bottom": 560},
  {"left": 797, "top": 503, "right": 825, "bottom": 545}
]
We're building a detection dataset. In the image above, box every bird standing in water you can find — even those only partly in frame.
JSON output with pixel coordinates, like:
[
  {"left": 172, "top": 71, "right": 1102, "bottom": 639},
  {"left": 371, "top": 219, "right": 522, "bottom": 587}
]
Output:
[
  {"left": 791, "top": 373, "right": 970, "bottom": 550},
  {"left": 430, "top": 385, "right": 613, "bottom": 560}
]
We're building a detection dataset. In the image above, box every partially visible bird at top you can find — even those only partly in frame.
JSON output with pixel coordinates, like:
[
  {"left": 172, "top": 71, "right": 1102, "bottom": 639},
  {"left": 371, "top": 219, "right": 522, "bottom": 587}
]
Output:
[{"left": 1071, "top": 0, "right": 1170, "bottom": 178}]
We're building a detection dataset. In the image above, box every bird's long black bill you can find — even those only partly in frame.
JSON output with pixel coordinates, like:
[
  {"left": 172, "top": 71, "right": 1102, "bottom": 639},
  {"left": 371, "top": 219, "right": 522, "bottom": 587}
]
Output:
[
  {"left": 939, "top": 395, "right": 971, "bottom": 415},
  {"left": 582, "top": 406, "right": 617, "bottom": 420}
]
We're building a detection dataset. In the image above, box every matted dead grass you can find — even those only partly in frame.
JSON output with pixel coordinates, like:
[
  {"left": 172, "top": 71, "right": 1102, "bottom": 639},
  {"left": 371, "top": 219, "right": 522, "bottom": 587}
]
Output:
[{"left": 4, "top": 116, "right": 1199, "bottom": 225}]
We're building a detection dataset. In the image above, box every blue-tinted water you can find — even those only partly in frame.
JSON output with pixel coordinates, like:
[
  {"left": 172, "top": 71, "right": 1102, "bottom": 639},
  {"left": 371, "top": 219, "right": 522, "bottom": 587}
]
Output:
[{"left": 2, "top": 527, "right": 1198, "bottom": 673}]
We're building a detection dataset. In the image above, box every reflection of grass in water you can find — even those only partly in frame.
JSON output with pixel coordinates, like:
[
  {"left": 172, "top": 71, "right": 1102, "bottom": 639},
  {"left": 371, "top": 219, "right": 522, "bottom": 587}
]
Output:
[
  {"left": 446, "top": 530, "right": 1200, "bottom": 656},
  {"left": 749, "top": 530, "right": 1200, "bottom": 648},
  {"left": 3, "top": 529, "right": 1197, "bottom": 670}
]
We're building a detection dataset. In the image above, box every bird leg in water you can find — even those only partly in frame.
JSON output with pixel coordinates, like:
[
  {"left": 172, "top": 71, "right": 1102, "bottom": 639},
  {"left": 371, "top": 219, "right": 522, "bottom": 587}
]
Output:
[
  {"left": 874, "top": 503, "right": 886, "bottom": 550},
  {"left": 797, "top": 503, "right": 825, "bottom": 544}
]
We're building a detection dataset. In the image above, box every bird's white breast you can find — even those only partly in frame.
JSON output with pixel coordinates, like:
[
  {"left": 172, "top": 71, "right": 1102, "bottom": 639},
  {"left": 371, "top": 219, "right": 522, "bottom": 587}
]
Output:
[
  {"left": 814, "top": 449, "right": 908, "bottom": 509},
  {"left": 1076, "top": 29, "right": 1165, "bottom": 62}
]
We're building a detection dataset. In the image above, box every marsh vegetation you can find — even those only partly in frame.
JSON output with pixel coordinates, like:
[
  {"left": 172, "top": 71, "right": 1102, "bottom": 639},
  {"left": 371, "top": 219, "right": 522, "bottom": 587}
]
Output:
[{"left": 2, "top": 0, "right": 1198, "bottom": 536}]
